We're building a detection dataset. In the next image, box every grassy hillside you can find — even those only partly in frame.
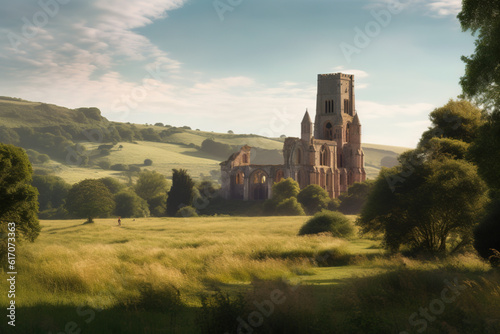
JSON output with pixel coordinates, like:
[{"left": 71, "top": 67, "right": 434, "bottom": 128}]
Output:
[
  {"left": 1, "top": 217, "right": 497, "bottom": 334},
  {"left": 0, "top": 97, "right": 410, "bottom": 183}
]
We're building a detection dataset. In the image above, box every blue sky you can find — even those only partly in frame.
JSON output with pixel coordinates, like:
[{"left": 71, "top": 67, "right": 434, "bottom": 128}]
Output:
[{"left": 0, "top": 0, "right": 473, "bottom": 147}]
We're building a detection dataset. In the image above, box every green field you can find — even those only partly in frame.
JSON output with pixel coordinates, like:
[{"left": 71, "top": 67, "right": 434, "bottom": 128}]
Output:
[
  {"left": 1, "top": 217, "right": 498, "bottom": 333},
  {"left": 38, "top": 138, "right": 408, "bottom": 184}
]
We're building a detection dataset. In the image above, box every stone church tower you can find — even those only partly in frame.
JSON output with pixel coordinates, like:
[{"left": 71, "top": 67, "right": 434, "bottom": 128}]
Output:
[{"left": 220, "top": 73, "right": 366, "bottom": 200}]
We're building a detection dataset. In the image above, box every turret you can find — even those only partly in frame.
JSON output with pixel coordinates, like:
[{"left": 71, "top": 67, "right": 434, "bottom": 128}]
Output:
[{"left": 301, "top": 109, "right": 313, "bottom": 142}]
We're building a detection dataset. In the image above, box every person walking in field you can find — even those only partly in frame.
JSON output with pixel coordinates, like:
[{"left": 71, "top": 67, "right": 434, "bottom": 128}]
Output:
[{"left": 117, "top": 216, "right": 121, "bottom": 226}]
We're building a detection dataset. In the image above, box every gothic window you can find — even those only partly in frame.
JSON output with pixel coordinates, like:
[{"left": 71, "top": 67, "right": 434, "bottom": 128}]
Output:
[
  {"left": 325, "top": 122, "right": 333, "bottom": 140},
  {"left": 252, "top": 170, "right": 267, "bottom": 184},
  {"left": 325, "top": 100, "right": 334, "bottom": 114},
  {"left": 346, "top": 123, "right": 351, "bottom": 142},
  {"left": 242, "top": 154, "right": 248, "bottom": 164},
  {"left": 344, "top": 99, "right": 349, "bottom": 114},
  {"left": 295, "top": 148, "right": 302, "bottom": 164},
  {"left": 275, "top": 170, "right": 284, "bottom": 183},
  {"left": 320, "top": 146, "right": 329, "bottom": 166},
  {"left": 235, "top": 171, "right": 244, "bottom": 185}
]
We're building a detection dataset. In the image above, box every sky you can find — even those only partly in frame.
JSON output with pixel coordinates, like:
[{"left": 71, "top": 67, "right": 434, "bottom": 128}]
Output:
[{"left": 0, "top": 0, "right": 474, "bottom": 147}]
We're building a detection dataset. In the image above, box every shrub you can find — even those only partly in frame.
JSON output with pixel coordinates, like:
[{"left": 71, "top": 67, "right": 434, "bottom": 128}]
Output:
[
  {"left": 275, "top": 197, "right": 305, "bottom": 216},
  {"left": 176, "top": 205, "right": 198, "bottom": 217},
  {"left": 98, "top": 160, "right": 111, "bottom": 170},
  {"left": 144, "top": 158, "right": 153, "bottom": 166},
  {"left": 129, "top": 165, "right": 141, "bottom": 173},
  {"left": 196, "top": 290, "right": 247, "bottom": 334},
  {"left": 297, "top": 184, "right": 330, "bottom": 215},
  {"left": 110, "top": 163, "right": 129, "bottom": 171},
  {"left": 272, "top": 178, "right": 300, "bottom": 203},
  {"left": 299, "top": 211, "right": 354, "bottom": 238}
]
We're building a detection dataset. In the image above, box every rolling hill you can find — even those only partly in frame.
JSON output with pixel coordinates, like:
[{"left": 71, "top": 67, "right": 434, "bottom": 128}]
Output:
[{"left": 0, "top": 97, "right": 411, "bottom": 183}]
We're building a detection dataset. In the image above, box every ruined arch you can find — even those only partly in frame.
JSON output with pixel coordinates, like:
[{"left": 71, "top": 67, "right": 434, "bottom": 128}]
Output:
[
  {"left": 230, "top": 170, "right": 245, "bottom": 199},
  {"left": 250, "top": 169, "right": 269, "bottom": 200}
]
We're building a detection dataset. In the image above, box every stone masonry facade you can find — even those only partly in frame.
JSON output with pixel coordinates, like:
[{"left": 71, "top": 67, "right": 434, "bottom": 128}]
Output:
[{"left": 220, "top": 73, "right": 366, "bottom": 200}]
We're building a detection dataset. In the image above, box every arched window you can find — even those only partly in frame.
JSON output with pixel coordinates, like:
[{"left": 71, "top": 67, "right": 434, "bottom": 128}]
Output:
[
  {"left": 275, "top": 170, "right": 284, "bottom": 183},
  {"left": 295, "top": 148, "right": 302, "bottom": 164},
  {"left": 325, "top": 122, "right": 333, "bottom": 140},
  {"left": 344, "top": 99, "right": 349, "bottom": 114},
  {"left": 320, "top": 146, "right": 329, "bottom": 166},
  {"left": 235, "top": 171, "right": 244, "bottom": 185},
  {"left": 242, "top": 154, "right": 248, "bottom": 164},
  {"left": 252, "top": 170, "right": 266, "bottom": 184}
]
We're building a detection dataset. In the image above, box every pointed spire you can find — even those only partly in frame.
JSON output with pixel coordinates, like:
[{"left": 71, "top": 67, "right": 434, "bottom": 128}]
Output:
[
  {"left": 301, "top": 109, "right": 311, "bottom": 123},
  {"left": 353, "top": 113, "right": 360, "bottom": 124}
]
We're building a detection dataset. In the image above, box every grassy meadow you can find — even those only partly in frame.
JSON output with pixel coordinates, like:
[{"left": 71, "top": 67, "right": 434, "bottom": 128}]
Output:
[{"left": 1, "top": 217, "right": 499, "bottom": 333}]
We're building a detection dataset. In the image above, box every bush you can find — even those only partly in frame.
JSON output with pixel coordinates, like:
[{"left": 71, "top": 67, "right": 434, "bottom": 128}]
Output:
[
  {"left": 197, "top": 290, "right": 247, "bottom": 334},
  {"left": 110, "top": 163, "right": 129, "bottom": 171},
  {"left": 144, "top": 158, "right": 153, "bottom": 166},
  {"left": 176, "top": 205, "right": 198, "bottom": 217},
  {"left": 129, "top": 165, "right": 141, "bottom": 173},
  {"left": 98, "top": 160, "right": 111, "bottom": 170},
  {"left": 272, "top": 178, "right": 300, "bottom": 203},
  {"left": 297, "top": 184, "right": 330, "bottom": 215},
  {"left": 474, "top": 200, "right": 500, "bottom": 266},
  {"left": 299, "top": 211, "right": 354, "bottom": 238},
  {"left": 275, "top": 197, "right": 305, "bottom": 216}
]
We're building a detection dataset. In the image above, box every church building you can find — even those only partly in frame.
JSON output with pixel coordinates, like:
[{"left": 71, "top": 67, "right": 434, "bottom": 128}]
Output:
[{"left": 220, "top": 73, "right": 366, "bottom": 200}]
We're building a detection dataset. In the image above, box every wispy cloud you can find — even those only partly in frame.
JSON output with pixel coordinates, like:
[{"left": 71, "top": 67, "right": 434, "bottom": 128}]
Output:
[
  {"left": 367, "top": 0, "right": 462, "bottom": 17},
  {"left": 426, "top": 0, "right": 462, "bottom": 17}
]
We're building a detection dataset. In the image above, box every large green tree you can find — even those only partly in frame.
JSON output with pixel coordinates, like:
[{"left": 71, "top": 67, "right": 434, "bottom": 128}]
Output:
[
  {"left": 114, "top": 190, "right": 150, "bottom": 218},
  {"left": 66, "top": 179, "right": 115, "bottom": 223},
  {"left": 419, "top": 99, "right": 485, "bottom": 146},
  {"left": 338, "top": 180, "right": 375, "bottom": 215},
  {"left": 0, "top": 144, "right": 40, "bottom": 258},
  {"left": 359, "top": 155, "right": 488, "bottom": 254},
  {"left": 458, "top": 0, "right": 500, "bottom": 111},
  {"left": 134, "top": 170, "right": 169, "bottom": 201},
  {"left": 32, "top": 175, "right": 71, "bottom": 211},
  {"left": 166, "top": 169, "right": 195, "bottom": 217}
]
